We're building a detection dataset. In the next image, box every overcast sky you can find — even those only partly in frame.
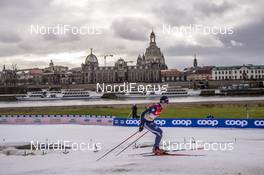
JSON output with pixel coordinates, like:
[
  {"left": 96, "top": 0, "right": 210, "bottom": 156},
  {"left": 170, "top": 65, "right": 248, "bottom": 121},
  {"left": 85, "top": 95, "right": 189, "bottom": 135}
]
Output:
[{"left": 0, "top": 0, "right": 263, "bottom": 70}]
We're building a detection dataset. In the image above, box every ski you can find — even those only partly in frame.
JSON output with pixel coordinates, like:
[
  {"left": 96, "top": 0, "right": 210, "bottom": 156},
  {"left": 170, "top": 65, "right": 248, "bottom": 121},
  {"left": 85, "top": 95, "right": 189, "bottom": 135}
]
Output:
[
  {"left": 133, "top": 146, "right": 204, "bottom": 156},
  {"left": 142, "top": 152, "right": 205, "bottom": 157},
  {"left": 168, "top": 146, "right": 204, "bottom": 152}
]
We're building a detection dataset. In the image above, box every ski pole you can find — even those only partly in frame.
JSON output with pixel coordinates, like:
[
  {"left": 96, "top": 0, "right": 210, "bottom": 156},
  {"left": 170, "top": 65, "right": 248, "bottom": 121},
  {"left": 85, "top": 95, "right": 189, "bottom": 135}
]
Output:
[
  {"left": 127, "top": 110, "right": 132, "bottom": 118},
  {"left": 96, "top": 130, "right": 139, "bottom": 161},
  {"left": 115, "top": 130, "right": 149, "bottom": 157}
]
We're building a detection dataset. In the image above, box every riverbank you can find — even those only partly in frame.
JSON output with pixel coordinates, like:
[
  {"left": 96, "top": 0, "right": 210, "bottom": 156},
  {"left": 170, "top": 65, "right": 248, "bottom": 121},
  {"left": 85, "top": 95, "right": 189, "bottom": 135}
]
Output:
[{"left": 1, "top": 100, "right": 264, "bottom": 118}]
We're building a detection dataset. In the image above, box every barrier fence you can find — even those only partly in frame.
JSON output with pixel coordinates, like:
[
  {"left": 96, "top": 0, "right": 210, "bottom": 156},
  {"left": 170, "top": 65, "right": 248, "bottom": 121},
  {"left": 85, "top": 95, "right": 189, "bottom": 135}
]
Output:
[
  {"left": 113, "top": 118, "right": 264, "bottom": 128},
  {"left": 0, "top": 115, "right": 264, "bottom": 128},
  {"left": 0, "top": 114, "right": 115, "bottom": 125}
]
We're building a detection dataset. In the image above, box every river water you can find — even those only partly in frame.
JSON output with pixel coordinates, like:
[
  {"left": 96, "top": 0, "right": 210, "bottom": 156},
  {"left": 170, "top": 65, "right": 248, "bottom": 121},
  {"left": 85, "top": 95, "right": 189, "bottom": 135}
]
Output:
[{"left": 0, "top": 96, "right": 264, "bottom": 108}]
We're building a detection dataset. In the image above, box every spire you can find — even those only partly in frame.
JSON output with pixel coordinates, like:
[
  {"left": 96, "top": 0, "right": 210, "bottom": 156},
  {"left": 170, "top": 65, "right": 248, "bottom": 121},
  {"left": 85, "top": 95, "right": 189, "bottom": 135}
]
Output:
[
  {"left": 193, "top": 53, "right": 198, "bottom": 68},
  {"left": 90, "top": 48, "right": 93, "bottom": 54},
  {"left": 150, "top": 30, "right": 156, "bottom": 45},
  {"left": 137, "top": 54, "right": 142, "bottom": 65},
  {"left": 49, "top": 60, "right": 54, "bottom": 68}
]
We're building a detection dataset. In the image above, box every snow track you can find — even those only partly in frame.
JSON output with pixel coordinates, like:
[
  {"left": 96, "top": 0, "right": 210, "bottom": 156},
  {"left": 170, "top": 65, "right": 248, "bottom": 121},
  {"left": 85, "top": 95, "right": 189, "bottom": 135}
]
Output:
[{"left": 0, "top": 125, "right": 263, "bottom": 175}]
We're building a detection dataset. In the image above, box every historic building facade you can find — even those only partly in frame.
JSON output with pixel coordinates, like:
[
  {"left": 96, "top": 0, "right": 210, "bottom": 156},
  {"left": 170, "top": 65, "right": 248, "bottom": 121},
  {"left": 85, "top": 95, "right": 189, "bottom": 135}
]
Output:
[
  {"left": 0, "top": 65, "right": 17, "bottom": 86},
  {"left": 82, "top": 31, "right": 167, "bottom": 83},
  {"left": 212, "top": 65, "right": 264, "bottom": 80},
  {"left": 183, "top": 54, "right": 214, "bottom": 81},
  {"left": 161, "top": 69, "right": 186, "bottom": 82},
  {"left": 42, "top": 60, "right": 69, "bottom": 85}
]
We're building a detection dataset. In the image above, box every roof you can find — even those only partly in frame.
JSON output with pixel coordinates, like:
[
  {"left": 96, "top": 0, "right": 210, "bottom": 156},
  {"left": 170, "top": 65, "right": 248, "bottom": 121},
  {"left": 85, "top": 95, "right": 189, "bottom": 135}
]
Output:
[
  {"left": 70, "top": 67, "right": 82, "bottom": 72},
  {"left": 161, "top": 69, "right": 183, "bottom": 76},
  {"left": 30, "top": 69, "right": 43, "bottom": 75},
  {"left": 85, "top": 49, "right": 98, "bottom": 64},
  {"left": 192, "top": 69, "right": 211, "bottom": 74},
  {"left": 213, "top": 65, "right": 264, "bottom": 70}
]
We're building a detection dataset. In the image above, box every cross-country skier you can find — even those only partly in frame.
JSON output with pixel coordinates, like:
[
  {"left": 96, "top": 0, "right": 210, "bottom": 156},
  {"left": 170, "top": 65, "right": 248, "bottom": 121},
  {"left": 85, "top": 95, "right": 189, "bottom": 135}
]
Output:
[{"left": 139, "top": 96, "right": 169, "bottom": 155}]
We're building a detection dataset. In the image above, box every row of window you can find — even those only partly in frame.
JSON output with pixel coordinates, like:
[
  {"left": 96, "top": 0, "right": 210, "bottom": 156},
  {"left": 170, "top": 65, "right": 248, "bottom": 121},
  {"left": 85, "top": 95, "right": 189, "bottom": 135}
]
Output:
[
  {"left": 162, "top": 76, "right": 185, "bottom": 82},
  {"left": 214, "top": 75, "right": 264, "bottom": 80},
  {"left": 63, "top": 92, "right": 90, "bottom": 95},
  {"left": 84, "top": 72, "right": 158, "bottom": 82},
  {"left": 83, "top": 66, "right": 151, "bottom": 71},
  {"left": 214, "top": 69, "right": 264, "bottom": 74}
]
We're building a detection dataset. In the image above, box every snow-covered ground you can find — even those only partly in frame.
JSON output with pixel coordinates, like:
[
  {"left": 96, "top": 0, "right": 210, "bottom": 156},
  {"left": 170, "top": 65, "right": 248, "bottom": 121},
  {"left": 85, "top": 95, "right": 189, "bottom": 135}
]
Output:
[{"left": 0, "top": 125, "right": 263, "bottom": 175}]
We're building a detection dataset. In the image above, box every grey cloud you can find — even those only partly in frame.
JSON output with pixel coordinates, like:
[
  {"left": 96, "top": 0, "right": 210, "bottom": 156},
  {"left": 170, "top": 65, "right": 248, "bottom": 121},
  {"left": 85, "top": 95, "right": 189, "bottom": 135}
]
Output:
[
  {"left": 0, "top": 0, "right": 97, "bottom": 57},
  {"left": 152, "top": 0, "right": 236, "bottom": 26},
  {"left": 194, "top": 1, "right": 235, "bottom": 16},
  {"left": 0, "top": 0, "right": 51, "bottom": 8},
  {"left": 0, "top": 44, "right": 23, "bottom": 57},
  {"left": 0, "top": 31, "right": 21, "bottom": 43},
  {"left": 0, "top": 0, "right": 52, "bottom": 23},
  {"left": 111, "top": 18, "right": 152, "bottom": 41},
  {"left": 229, "top": 20, "right": 264, "bottom": 50},
  {"left": 1, "top": 57, "right": 49, "bottom": 70},
  {"left": 0, "top": 0, "right": 263, "bottom": 70},
  {"left": 42, "top": 33, "right": 81, "bottom": 42},
  {"left": 163, "top": 18, "right": 264, "bottom": 67},
  {"left": 152, "top": 3, "right": 196, "bottom": 25},
  {"left": 218, "top": 19, "right": 264, "bottom": 57}
]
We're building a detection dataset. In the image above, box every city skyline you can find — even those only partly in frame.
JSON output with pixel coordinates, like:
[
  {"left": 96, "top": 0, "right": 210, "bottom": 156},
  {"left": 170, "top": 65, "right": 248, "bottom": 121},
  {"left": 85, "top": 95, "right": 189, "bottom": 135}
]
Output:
[{"left": 0, "top": 0, "right": 264, "bottom": 70}]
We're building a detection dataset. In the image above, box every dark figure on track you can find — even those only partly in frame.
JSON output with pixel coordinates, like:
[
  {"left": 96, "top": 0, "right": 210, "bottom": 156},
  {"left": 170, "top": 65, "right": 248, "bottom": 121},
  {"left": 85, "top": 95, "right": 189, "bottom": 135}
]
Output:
[
  {"left": 131, "top": 104, "right": 139, "bottom": 119},
  {"left": 139, "top": 96, "right": 169, "bottom": 155},
  {"left": 206, "top": 113, "right": 214, "bottom": 119}
]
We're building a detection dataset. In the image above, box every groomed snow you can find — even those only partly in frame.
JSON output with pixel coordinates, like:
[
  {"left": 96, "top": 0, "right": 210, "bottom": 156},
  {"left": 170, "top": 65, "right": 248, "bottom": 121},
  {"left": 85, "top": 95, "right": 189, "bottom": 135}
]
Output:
[{"left": 0, "top": 125, "right": 263, "bottom": 175}]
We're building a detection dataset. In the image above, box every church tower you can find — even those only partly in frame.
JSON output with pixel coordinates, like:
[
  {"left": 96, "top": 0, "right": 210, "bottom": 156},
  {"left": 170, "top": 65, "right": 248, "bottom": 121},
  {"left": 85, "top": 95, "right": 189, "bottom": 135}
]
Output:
[
  {"left": 49, "top": 60, "right": 55, "bottom": 71},
  {"left": 193, "top": 53, "right": 198, "bottom": 68},
  {"left": 150, "top": 30, "right": 156, "bottom": 45}
]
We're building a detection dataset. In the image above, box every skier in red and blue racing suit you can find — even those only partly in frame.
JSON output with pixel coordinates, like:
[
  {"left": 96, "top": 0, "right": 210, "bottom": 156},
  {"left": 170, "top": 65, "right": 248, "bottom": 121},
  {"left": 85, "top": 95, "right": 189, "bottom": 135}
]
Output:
[{"left": 139, "top": 96, "right": 169, "bottom": 155}]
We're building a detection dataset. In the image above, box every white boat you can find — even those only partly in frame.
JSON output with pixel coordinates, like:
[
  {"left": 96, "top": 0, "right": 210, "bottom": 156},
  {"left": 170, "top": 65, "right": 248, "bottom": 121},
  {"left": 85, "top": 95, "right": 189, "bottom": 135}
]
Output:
[
  {"left": 16, "top": 89, "right": 103, "bottom": 101},
  {"left": 115, "top": 91, "right": 146, "bottom": 98},
  {"left": 115, "top": 88, "right": 201, "bottom": 98},
  {"left": 155, "top": 88, "right": 201, "bottom": 97},
  {"left": 160, "top": 88, "right": 189, "bottom": 97},
  {"left": 61, "top": 89, "right": 103, "bottom": 99}
]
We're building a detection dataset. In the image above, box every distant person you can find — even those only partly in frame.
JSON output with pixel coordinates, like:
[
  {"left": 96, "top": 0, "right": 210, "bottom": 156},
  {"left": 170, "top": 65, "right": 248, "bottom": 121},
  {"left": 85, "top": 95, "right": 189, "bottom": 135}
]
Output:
[
  {"left": 207, "top": 114, "right": 214, "bottom": 119},
  {"left": 131, "top": 104, "right": 139, "bottom": 119}
]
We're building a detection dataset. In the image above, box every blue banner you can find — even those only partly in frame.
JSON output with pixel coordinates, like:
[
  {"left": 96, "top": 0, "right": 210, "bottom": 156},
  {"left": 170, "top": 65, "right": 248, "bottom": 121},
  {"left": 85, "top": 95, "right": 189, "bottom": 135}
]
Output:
[{"left": 113, "top": 118, "right": 264, "bottom": 128}]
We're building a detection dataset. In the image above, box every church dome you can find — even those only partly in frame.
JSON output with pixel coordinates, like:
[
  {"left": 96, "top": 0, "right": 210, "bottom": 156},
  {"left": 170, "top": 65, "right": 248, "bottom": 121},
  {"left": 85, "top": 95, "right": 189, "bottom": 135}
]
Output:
[
  {"left": 115, "top": 57, "right": 127, "bottom": 68},
  {"left": 144, "top": 31, "right": 167, "bottom": 69},
  {"left": 116, "top": 58, "right": 125, "bottom": 65},
  {"left": 85, "top": 48, "right": 98, "bottom": 64}
]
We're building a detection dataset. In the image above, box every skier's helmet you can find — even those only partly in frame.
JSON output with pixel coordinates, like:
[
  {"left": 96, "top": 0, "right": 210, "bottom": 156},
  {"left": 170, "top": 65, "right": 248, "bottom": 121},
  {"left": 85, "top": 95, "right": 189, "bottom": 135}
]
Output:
[{"left": 160, "top": 96, "right": 169, "bottom": 104}]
